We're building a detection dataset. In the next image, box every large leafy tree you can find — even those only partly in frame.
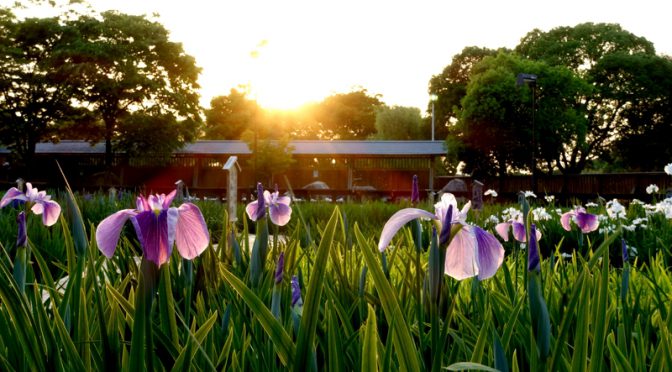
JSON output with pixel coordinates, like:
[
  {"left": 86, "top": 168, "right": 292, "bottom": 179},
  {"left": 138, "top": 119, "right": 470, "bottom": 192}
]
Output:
[
  {"left": 428, "top": 46, "right": 500, "bottom": 140},
  {"left": 204, "top": 88, "right": 261, "bottom": 140},
  {"left": 241, "top": 129, "right": 295, "bottom": 186},
  {"left": 515, "top": 22, "right": 666, "bottom": 173},
  {"left": 605, "top": 54, "right": 672, "bottom": 170},
  {"left": 56, "top": 11, "right": 202, "bottom": 166},
  {"left": 454, "top": 52, "right": 590, "bottom": 179},
  {"left": 370, "top": 105, "right": 424, "bottom": 140},
  {"left": 0, "top": 11, "right": 89, "bottom": 168},
  {"left": 311, "top": 89, "right": 384, "bottom": 140}
]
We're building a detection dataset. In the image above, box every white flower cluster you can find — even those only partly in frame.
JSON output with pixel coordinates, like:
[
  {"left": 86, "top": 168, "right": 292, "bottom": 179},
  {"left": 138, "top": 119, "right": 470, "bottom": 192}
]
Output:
[
  {"left": 665, "top": 163, "right": 672, "bottom": 176},
  {"left": 585, "top": 202, "right": 598, "bottom": 208},
  {"left": 501, "top": 207, "right": 522, "bottom": 221},
  {"left": 544, "top": 195, "right": 555, "bottom": 203},
  {"left": 623, "top": 217, "right": 649, "bottom": 232},
  {"left": 523, "top": 191, "right": 537, "bottom": 199},
  {"left": 646, "top": 184, "right": 659, "bottom": 194},
  {"left": 484, "top": 189, "right": 498, "bottom": 197},
  {"left": 606, "top": 199, "right": 627, "bottom": 220},
  {"left": 485, "top": 214, "right": 500, "bottom": 225},
  {"left": 647, "top": 197, "right": 672, "bottom": 219},
  {"left": 532, "top": 207, "right": 552, "bottom": 221}
]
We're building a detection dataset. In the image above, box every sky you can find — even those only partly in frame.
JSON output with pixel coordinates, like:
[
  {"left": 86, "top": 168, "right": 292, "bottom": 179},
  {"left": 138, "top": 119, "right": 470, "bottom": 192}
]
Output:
[{"left": 13, "top": 0, "right": 672, "bottom": 112}]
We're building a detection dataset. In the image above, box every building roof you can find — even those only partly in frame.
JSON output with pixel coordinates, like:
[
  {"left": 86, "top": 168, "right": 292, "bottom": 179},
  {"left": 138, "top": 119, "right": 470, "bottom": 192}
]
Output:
[{"left": 3, "top": 140, "right": 446, "bottom": 157}]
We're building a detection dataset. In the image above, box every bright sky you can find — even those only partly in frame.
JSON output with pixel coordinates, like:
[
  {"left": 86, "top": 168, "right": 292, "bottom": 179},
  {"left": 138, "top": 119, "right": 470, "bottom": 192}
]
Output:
[{"left": 14, "top": 0, "right": 672, "bottom": 112}]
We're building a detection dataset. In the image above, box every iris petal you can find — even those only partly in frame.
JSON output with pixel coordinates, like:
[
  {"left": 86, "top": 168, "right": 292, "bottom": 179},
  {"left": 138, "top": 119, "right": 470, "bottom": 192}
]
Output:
[
  {"left": 0, "top": 187, "right": 27, "bottom": 208},
  {"left": 512, "top": 222, "right": 527, "bottom": 242},
  {"left": 40, "top": 200, "right": 62, "bottom": 226},
  {"left": 133, "top": 210, "right": 171, "bottom": 267},
  {"left": 495, "top": 222, "right": 511, "bottom": 242},
  {"left": 444, "top": 227, "right": 478, "bottom": 280},
  {"left": 31, "top": 202, "right": 44, "bottom": 215},
  {"left": 245, "top": 200, "right": 260, "bottom": 221},
  {"left": 576, "top": 212, "right": 599, "bottom": 233},
  {"left": 474, "top": 226, "right": 505, "bottom": 280},
  {"left": 175, "top": 203, "right": 210, "bottom": 260},
  {"left": 136, "top": 196, "right": 150, "bottom": 212},
  {"left": 275, "top": 195, "right": 291, "bottom": 206},
  {"left": 560, "top": 211, "right": 573, "bottom": 231},
  {"left": 163, "top": 190, "right": 177, "bottom": 209},
  {"left": 167, "top": 207, "right": 178, "bottom": 252},
  {"left": 96, "top": 209, "right": 136, "bottom": 258},
  {"left": 378, "top": 208, "right": 437, "bottom": 252},
  {"left": 269, "top": 202, "right": 292, "bottom": 226}
]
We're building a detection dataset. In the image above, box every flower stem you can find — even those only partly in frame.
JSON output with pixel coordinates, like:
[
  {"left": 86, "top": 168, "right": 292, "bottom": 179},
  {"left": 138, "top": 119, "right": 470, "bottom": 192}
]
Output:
[
  {"left": 12, "top": 246, "right": 27, "bottom": 294},
  {"left": 129, "top": 258, "right": 159, "bottom": 372}
]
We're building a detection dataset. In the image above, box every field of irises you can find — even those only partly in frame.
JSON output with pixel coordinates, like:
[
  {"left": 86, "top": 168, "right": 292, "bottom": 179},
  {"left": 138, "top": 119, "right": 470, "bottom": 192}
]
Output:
[{"left": 1, "top": 168, "right": 672, "bottom": 371}]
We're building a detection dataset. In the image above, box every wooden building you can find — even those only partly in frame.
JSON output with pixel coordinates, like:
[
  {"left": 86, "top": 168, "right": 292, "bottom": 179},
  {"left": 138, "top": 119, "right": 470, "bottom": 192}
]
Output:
[{"left": 1, "top": 140, "right": 447, "bottom": 200}]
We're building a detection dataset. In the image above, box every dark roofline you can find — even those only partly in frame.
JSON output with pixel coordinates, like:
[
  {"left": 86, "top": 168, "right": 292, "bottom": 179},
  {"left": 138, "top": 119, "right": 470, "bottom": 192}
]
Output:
[{"left": 2, "top": 140, "right": 446, "bottom": 157}]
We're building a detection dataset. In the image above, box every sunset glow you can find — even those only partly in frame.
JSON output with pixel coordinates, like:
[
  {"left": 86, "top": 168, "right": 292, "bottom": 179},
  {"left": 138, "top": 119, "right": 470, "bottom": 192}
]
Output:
[{"left": 15, "top": 0, "right": 672, "bottom": 111}]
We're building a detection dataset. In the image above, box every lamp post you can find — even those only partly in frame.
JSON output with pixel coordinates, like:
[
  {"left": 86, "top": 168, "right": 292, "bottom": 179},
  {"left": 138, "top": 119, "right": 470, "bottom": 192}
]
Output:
[
  {"left": 429, "top": 94, "right": 438, "bottom": 141},
  {"left": 516, "top": 73, "right": 538, "bottom": 193}
]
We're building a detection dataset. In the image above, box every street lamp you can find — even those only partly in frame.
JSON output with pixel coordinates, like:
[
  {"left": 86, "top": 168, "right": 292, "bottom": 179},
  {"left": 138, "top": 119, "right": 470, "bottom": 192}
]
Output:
[
  {"left": 429, "top": 94, "right": 438, "bottom": 141},
  {"left": 516, "top": 73, "right": 538, "bottom": 193}
]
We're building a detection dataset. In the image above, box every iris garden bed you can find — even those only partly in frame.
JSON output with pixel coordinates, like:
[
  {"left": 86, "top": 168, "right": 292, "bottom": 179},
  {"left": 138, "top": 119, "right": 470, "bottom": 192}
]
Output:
[{"left": 0, "top": 176, "right": 671, "bottom": 371}]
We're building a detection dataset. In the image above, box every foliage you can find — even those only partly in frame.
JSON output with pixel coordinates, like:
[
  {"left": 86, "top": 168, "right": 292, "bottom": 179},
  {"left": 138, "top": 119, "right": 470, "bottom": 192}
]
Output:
[
  {"left": 515, "top": 22, "right": 671, "bottom": 173},
  {"left": 428, "top": 46, "right": 501, "bottom": 141},
  {"left": 55, "top": 10, "right": 202, "bottom": 165},
  {"left": 204, "top": 88, "right": 262, "bottom": 140},
  {"left": 1, "top": 188, "right": 672, "bottom": 370},
  {"left": 309, "top": 88, "right": 384, "bottom": 140},
  {"left": 241, "top": 130, "right": 295, "bottom": 187},
  {"left": 0, "top": 11, "right": 93, "bottom": 168},
  {"left": 370, "top": 105, "right": 424, "bottom": 140},
  {"left": 454, "top": 52, "right": 591, "bottom": 178},
  {"left": 434, "top": 23, "right": 672, "bottom": 175}
]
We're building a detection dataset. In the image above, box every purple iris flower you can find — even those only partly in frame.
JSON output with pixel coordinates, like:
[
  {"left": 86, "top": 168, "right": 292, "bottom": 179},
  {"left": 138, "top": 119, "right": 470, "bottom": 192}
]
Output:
[
  {"left": 274, "top": 252, "right": 285, "bottom": 285},
  {"left": 1, "top": 182, "right": 62, "bottom": 226},
  {"left": 291, "top": 275, "right": 303, "bottom": 307},
  {"left": 411, "top": 175, "right": 420, "bottom": 205},
  {"left": 560, "top": 207, "right": 599, "bottom": 233},
  {"left": 245, "top": 183, "right": 292, "bottom": 226},
  {"left": 96, "top": 189, "right": 210, "bottom": 267},
  {"left": 378, "top": 193, "right": 505, "bottom": 280},
  {"left": 528, "top": 224, "right": 541, "bottom": 272},
  {"left": 495, "top": 216, "right": 542, "bottom": 243},
  {"left": 17, "top": 212, "right": 27, "bottom": 247}
]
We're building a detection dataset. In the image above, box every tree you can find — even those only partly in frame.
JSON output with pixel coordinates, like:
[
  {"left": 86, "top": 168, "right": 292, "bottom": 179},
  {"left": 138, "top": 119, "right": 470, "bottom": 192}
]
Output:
[
  {"left": 56, "top": 11, "right": 202, "bottom": 166},
  {"left": 311, "top": 89, "right": 384, "bottom": 139},
  {"left": 370, "top": 105, "right": 424, "bottom": 140},
  {"left": 204, "top": 88, "right": 261, "bottom": 140},
  {"left": 515, "top": 22, "right": 665, "bottom": 173},
  {"left": 428, "top": 46, "right": 500, "bottom": 140},
  {"left": 454, "top": 52, "right": 590, "bottom": 179},
  {"left": 605, "top": 54, "right": 672, "bottom": 171},
  {"left": 0, "top": 12, "right": 88, "bottom": 169},
  {"left": 241, "top": 129, "right": 295, "bottom": 186}
]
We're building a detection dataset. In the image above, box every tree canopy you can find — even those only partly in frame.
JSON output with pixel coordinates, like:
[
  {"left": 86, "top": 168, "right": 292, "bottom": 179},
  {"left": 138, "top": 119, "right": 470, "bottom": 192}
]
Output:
[
  {"left": 0, "top": 12, "right": 90, "bottom": 168},
  {"left": 204, "top": 88, "right": 261, "bottom": 140},
  {"left": 370, "top": 105, "right": 424, "bottom": 140},
  {"left": 57, "top": 11, "right": 202, "bottom": 165},
  {"left": 435, "top": 23, "right": 672, "bottom": 175},
  {"left": 0, "top": 6, "right": 203, "bottom": 169}
]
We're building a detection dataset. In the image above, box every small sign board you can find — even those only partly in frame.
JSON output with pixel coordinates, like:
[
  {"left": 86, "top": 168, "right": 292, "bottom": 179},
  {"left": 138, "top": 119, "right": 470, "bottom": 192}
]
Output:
[
  {"left": 223, "top": 156, "right": 241, "bottom": 222},
  {"left": 472, "top": 180, "right": 484, "bottom": 210}
]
